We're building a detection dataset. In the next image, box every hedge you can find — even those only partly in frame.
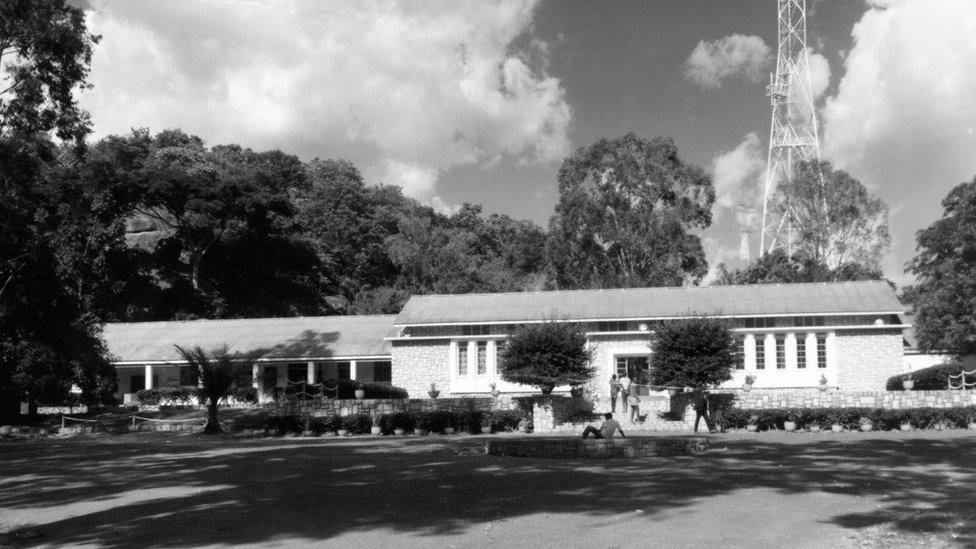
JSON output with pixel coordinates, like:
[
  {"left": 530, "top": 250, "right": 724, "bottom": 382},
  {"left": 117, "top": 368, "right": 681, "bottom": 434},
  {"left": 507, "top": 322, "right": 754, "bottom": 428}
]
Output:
[
  {"left": 886, "top": 362, "right": 970, "bottom": 391},
  {"left": 266, "top": 409, "right": 530, "bottom": 436},
  {"left": 135, "top": 387, "right": 193, "bottom": 406},
  {"left": 718, "top": 406, "right": 976, "bottom": 431},
  {"left": 283, "top": 379, "right": 409, "bottom": 399}
]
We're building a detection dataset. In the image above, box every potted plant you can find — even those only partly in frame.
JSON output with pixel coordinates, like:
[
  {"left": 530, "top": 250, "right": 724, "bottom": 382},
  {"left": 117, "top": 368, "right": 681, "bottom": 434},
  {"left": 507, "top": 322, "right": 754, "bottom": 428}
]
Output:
[
  {"left": 900, "top": 419, "right": 913, "bottom": 431},
  {"left": 828, "top": 411, "right": 843, "bottom": 432},
  {"left": 859, "top": 416, "right": 873, "bottom": 432},
  {"left": 809, "top": 422, "right": 822, "bottom": 433},
  {"left": 819, "top": 374, "right": 829, "bottom": 392},
  {"left": 746, "top": 413, "right": 759, "bottom": 432},
  {"left": 370, "top": 413, "right": 382, "bottom": 435},
  {"left": 968, "top": 413, "right": 976, "bottom": 431},
  {"left": 569, "top": 385, "right": 584, "bottom": 399},
  {"left": 783, "top": 410, "right": 798, "bottom": 432},
  {"left": 743, "top": 375, "right": 755, "bottom": 392},
  {"left": 489, "top": 382, "right": 501, "bottom": 398},
  {"left": 428, "top": 383, "right": 440, "bottom": 399},
  {"left": 354, "top": 383, "right": 366, "bottom": 400},
  {"left": 902, "top": 373, "right": 915, "bottom": 391}
]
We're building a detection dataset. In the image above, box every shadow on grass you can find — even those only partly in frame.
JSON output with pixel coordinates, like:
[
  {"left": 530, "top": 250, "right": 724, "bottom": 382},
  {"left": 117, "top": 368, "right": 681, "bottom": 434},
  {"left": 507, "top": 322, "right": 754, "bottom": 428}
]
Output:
[{"left": 1, "top": 433, "right": 975, "bottom": 546}]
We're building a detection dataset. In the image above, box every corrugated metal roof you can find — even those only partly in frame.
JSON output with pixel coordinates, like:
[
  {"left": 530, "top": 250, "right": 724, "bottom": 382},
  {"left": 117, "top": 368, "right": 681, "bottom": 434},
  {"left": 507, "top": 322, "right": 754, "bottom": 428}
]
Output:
[
  {"left": 394, "top": 281, "right": 902, "bottom": 326},
  {"left": 104, "top": 315, "right": 396, "bottom": 363}
]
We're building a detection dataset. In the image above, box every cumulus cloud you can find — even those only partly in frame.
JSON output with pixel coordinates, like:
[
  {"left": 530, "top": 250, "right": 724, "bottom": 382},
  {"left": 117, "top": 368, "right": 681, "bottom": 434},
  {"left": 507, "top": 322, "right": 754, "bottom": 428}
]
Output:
[
  {"left": 711, "top": 133, "right": 765, "bottom": 210},
  {"left": 684, "top": 34, "right": 772, "bottom": 89},
  {"left": 821, "top": 0, "right": 976, "bottom": 280},
  {"left": 80, "top": 0, "right": 571, "bottom": 203}
]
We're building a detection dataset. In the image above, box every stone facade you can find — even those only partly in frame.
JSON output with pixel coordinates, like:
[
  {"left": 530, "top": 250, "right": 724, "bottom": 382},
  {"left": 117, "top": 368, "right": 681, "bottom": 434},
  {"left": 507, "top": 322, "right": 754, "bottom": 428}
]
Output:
[
  {"left": 716, "top": 388, "right": 976, "bottom": 409},
  {"left": 391, "top": 340, "right": 451, "bottom": 398},
  {"left": 835, "top": 329, "right": 904, "bottom": 391},
  {"left": 270, "top": 396, "right": 520, "bottom": 417}
]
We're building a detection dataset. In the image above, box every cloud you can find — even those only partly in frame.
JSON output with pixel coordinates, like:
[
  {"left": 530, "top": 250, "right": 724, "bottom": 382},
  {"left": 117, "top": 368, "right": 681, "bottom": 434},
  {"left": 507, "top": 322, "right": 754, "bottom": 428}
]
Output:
[
  {"left": 684, "top": 34, "right": 772, "bottom": 89},
  {"left": 80, "top": 0, "right": 571, "bottom": 201},
  {"left": 821, "top": 0, "right": 976, "bottom": 281},
  {"left": 711, "top": 133, "right": 765, "bottom": 210}
]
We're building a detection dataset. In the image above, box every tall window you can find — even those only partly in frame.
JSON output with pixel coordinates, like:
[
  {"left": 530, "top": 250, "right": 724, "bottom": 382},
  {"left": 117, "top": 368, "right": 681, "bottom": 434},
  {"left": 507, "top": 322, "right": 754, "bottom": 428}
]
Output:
[
  {"left": 336, "top": 362, "right": 351, "bottom": 380},
  {"left": 775, "top": 336, "right": 786, "bottom": 369},
  {"left": 287, "top": 363, "right": 307, "bottom": 384},
  {"left": 457, "top": 343, "right": 468, "bottom": 375},
  {"left": 373, "top": 361, "right": 392, "bottom": 383},
  {"left": 735, "top": 337, "right": 746, "bottom": 370},
  {"left": 796, "top": 336, "right": 807, "bottom": 369},
  {"left": 262, "top": 366, "right": 278, "bottom": 389},
  {"left": 476, "top": 342, "right": 487, "bottom": 375},
  {"left": 816, "top": 334, "right": 828, "bottom": 369},
  {"left": 755, "top": 338, "right": 766, "bottom": 369}
]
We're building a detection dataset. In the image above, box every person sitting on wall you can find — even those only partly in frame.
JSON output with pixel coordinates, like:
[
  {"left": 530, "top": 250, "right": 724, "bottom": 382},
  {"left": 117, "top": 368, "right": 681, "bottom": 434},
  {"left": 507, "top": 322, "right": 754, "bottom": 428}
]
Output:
[{"left": 581, "top": 412, "right": 626, "bottom": 440}]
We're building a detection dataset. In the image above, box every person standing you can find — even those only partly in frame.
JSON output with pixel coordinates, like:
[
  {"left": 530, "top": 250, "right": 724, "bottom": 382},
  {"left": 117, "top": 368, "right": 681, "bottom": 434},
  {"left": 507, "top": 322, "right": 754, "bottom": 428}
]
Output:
[
  {"left": 618, "top": 371, "right": 631, "bottom": 416},
  {"left": 609, "top": 374, "right": 621, "bottom": 413},
  {"left": 692, "top": 387, "right": 715, "bottom": 433}
]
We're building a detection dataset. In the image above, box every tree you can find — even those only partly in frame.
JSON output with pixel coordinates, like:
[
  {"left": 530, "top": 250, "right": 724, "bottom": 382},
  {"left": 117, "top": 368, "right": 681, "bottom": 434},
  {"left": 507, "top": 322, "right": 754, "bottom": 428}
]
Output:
[
  {"left": 546, "top": 133, "right": 714, "bottom": 289},
  {"left": 770, "top": 160, "right": 890, "bottom": 270},
  {"left": 650, "top": 317, "right": 736, "bottom": 389},
  {"left": 0, "top": 0, "right": 100, "bottom": 145},
  {"left": 499, "top": 320, "right": 594, "bottom": 394},
  {"left": 908, "top": 176, "right": 976, "bottom": 355},
  {"left": 714, "top": 248, "right": 886, "bottom": 286},
  {"left": 176, "top": 345, "right": 254, "bottom": 434}
]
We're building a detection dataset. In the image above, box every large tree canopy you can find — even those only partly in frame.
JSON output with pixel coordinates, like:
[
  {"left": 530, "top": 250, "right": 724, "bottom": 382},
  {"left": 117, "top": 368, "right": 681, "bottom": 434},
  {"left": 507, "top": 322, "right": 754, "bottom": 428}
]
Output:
[
  {"left": 908, "top": 176, "right": 976, "bottom": 355},
  {"left": 499, "top": 320, "right": 594, "bottom": 394},
  {"left": 650, "top": 317, "right": 736, "bottom": 389},
  {"left": 770, "top": 160, "right": 890, "bottom": 270},
  {"left": 546, "top": 133, "right": 714, "bottom": 289},
  {"left": 0, "top": 0, "right": 99, "bottom": 145}
]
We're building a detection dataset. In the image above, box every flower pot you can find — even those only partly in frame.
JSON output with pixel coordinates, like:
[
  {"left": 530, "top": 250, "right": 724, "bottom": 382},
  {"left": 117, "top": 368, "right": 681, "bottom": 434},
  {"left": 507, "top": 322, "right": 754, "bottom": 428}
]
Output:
[
  {"left": 831, "top": 424, "right": 843, "bottom": 432},
  {"left": 323, "top": 431, "right": 337, "bottom": 437},
  {"left": 394, "top": 428, "right": 406, "bottom": 436},
  {"left": 415, "top": 428, "right": 428, "bottom": 436},
  {"left": 809, "top": 424, "right": 822, "bottom": 433},
  {"left": 370, "top": 426, "right": 382, "bottom": 435},
  {"left": 742, "top": 383, "right": 752, "bottom": 392},
  {"left": 902, "top": 379, "right": 915, "bottom": 390},
  {"left": 490, "top": 389, "right": 501, "bottom": 398},
  {"left": 569, "top": 387, "right": 584, "bottom": 399},
  {"left": 900, "top": 423, "right": 912, "bottom": 431},
  {"left": 443, "top": 427, "right": 455, "bottom": 434},
  {"left": 428, "top": 390, "right": 440, "bottom": 399},
  {"left": 337, "top": 429, "right": 349, "bottom": 436},
  {"left": 746, "top": 424, "right": 758, "bottom": 432},
  {"left": 783, "top": 421, "right": 797, "bottom": 432},
  {"left": 819, "top": 384, "right": 828, "bottom": 392},
  {"left": 354, "top": 389, "right": 365, "bottom": 400},
  {"left": 969, "top": 423, "right": 976, "bottom": 431},
  {"left": 860, "top": 423, "right": 873, "bottom": 432}
]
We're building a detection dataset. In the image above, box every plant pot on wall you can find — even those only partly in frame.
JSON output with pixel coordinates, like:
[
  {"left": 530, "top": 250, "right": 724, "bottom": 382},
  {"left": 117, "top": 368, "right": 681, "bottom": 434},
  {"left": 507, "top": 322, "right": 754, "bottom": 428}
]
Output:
[
  {"left": 393, "top": 428, "right": 406, "bottom": 436},
  {"left": 370, "top": 426, "right": 382, "bottom": 435},
  {"left": 831, "top": 424, "right": 843, "bottom": 433},
  {"left": 354, "top": 389, "right": 365, "bottom": 400},
  {"left": 746, "top": 424, "right": 758, "bottom": 432},
  {"left": 742, "top": 383, "right": 752, "bottom": 392},
  {"left": 903, "top": 379, "right": 915, "bottom": 390},
  {"left": 428, "top": 390, "right": 440, "bottom": 399},
  {"left": 783, "top": 421, "right": 797, "bottom": 432}
]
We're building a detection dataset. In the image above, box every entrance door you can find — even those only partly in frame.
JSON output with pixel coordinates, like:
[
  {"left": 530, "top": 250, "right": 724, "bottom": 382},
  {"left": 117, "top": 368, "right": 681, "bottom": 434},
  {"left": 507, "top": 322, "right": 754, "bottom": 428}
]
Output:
[
  {"left": 615, "top": 356, "right": 651, "bottom": 395},
  {"left": 130, "top": 375, "right": 144, "bottom": 394}
]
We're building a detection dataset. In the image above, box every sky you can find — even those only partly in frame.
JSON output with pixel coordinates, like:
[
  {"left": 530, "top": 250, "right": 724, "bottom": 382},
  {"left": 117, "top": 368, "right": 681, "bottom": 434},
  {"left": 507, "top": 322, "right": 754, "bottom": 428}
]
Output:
[{"left": 77, "top": 0, "right": 976, "bottom": 287}]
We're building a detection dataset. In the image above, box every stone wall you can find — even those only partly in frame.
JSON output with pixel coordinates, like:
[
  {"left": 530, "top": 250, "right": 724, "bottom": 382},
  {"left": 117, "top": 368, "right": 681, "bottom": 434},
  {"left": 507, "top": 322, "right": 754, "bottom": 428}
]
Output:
[
  {"left": 269, "top": 396, "right": 522, "bottom": 417},
  {"left": 716, "top": 387, "right": 976, "bottom": 409},
  {"left": 836, "top": 330, "right": 904, "bottom": 391},
  {"left": 527, "top": 395, "right": 695, "bottom": 433},
  {"left": 391, "top": 340, "right": 451, "bottom": 398},
  {"left": 485, "top": 437, "right": 710, "bottom": 459}
]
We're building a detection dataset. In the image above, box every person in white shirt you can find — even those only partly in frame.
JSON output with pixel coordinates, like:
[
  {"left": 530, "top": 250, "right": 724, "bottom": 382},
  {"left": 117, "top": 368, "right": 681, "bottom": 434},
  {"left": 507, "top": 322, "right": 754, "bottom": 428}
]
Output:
[
  {"left": 618, "top": 372, "right": 631, "bottom": 410},
  {"left": 581, "top": 413, "right": 626, "bottom": 439}
]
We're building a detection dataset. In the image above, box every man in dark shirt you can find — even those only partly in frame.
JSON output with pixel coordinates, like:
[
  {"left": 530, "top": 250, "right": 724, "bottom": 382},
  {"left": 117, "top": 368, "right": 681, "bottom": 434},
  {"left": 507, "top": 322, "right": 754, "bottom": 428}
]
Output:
[{"left": 692, "top": 387, "right": 716, "bottom": 433}]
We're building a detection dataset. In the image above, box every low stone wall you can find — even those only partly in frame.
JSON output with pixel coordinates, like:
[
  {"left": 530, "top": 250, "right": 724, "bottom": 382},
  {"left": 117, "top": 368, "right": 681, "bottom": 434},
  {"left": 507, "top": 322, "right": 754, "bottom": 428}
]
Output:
[
  {"left": 530, "top": 395, "right": 696, "bottom": 433},
  {"left": 715, "top": 388, "right": 976, "bottom": 409},
  {"left": 269, "top": 396, "right": 523, "bottom": 417},
  {"left": 485, "top": 437, "right": 709, "bottom": 459}
]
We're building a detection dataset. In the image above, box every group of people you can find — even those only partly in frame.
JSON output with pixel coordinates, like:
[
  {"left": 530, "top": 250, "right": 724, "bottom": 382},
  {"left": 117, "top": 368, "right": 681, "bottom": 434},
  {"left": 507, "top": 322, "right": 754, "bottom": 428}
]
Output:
[{"left": 582, "top": 373, "right": 716, "bottom": 440}]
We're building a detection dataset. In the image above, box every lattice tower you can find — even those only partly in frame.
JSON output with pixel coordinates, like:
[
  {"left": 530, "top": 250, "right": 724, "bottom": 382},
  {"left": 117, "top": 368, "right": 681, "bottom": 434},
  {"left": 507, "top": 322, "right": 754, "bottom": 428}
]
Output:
[
  {"left": 734, "top": 204, "right": 757, "bottom": 262},
  {"left": 759, "top": 0, "right": 822, "bottom": 254}
]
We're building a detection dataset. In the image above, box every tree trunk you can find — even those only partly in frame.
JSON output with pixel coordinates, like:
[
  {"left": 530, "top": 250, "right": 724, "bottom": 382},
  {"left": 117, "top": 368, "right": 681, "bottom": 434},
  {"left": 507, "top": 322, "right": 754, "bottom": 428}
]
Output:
[{"left": 203, "top": 398, "right": 221, "bottom": 434}]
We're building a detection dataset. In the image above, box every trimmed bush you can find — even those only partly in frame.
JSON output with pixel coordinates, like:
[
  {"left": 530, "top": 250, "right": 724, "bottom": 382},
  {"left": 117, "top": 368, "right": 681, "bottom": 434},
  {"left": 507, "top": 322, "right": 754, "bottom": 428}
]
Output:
[
  {"left": 266, "top": 415, "right": 302, "bottom": 435},
  {"left": 228, "top": 386, "right": 258, "bottom": 403},
  {"left": 315, "top": 379, "right": 409, "bottom": 399},
  {"left": 485, "top": 410, "right": 527, "bottom": 433},
  {"left": 341, "top": 414, "right": 373, "bottom": 434},
  {"left": 136, "top": 387, "right": 193, "bottom": 406},
  {"left": 886, "top": 362, "right": 969, "bottom": 391},
  {"left": 717, "top": 406, "right": 976, "bottom": 431},
  {"left": 378, "top": 412, "right": 416, "bottom": 434},
  {"left": 416, "top": 410, "right": 456, "bottom": 433}
]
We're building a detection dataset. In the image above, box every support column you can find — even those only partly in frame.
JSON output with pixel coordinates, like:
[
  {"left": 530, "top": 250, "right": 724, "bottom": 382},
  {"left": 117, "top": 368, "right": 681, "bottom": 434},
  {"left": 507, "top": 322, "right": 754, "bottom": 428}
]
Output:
[
  {"left": 785, "top": 333, "right": 797, "bottom": 369},
  {"left": 252, "top": 363, "right": 260, "bottom": 390},
  {"left": 806, "top": 333, "right": 818, "bottom": 369},
  {"left": 744, "top": 334, "right": 756, "bottom": 370},
  {"left": 350, "top": 360, "right": 358, "bottom": 381},
  {"left": 144, "top": 364, "right": 154, "bottom": 390},
  {"left": 307, "top": 361, "right": 317, "bottom": 384},
  {"left": 764, "top": 334, "right": 776, "bottom": 370}
]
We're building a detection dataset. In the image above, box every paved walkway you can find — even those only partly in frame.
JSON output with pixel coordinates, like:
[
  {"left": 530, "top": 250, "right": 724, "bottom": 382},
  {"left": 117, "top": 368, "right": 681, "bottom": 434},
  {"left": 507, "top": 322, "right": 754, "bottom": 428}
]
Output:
[{"left": 1, "top": 430, "right": 974, "bottom": 548}]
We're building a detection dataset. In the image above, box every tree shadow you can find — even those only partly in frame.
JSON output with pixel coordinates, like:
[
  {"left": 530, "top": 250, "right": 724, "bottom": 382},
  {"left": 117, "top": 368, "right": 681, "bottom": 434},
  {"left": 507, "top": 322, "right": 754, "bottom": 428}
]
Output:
[
  {"left": 243, "top": 329, "right": 340, "bottom": 360},
  {"left": 1, "top": 433, "right": 975, "bottom": 546}
]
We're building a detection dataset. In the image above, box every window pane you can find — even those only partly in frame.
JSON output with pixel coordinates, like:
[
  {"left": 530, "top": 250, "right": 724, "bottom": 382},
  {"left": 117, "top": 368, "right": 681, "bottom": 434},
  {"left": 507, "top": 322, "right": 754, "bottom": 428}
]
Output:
[
  {"left": 735, "top": 338, "right": 745, "bottom": 370},
  {"left": 796, "top": 337, "right": 807, "bottom": 369},
  {"left": 816, "top": 334, "right": 827, "bottom": 368},
  {"left": 263, "top": 366, "right": 277, "bottom": 388},
  {"left": 755, "top": 338, "right": 765, "bottom": 369},
  {"left": 477, "top": 342, "right": 487, "bottom": 375},
  {"left": 288, "top": 363, "right": 307, "bottom": 383},
  {"left": 337, "top": 362, "right": 351, "bottom": 380},
  {"left": 373, "top": 361, "right": 392, "bottom": 383},
  {"left": 776, "top": 336, "right": 786, "bottom": 369},
  {"left": 458, "top": 343, "right": 468, "bottom": 375}
]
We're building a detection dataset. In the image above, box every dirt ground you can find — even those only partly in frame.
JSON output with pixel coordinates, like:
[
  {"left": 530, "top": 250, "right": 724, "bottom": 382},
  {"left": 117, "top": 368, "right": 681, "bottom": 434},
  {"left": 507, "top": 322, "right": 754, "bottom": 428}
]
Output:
[{"left": 1, "top": 429, "right": 974, "bottom": 548}]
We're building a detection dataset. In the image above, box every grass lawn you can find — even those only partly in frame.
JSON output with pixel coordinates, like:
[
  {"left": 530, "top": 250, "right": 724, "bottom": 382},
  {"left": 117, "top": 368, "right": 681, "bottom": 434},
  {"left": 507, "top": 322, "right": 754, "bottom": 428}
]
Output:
[{"left": 1, "top": 429, "right": 975, "bottom": 548}]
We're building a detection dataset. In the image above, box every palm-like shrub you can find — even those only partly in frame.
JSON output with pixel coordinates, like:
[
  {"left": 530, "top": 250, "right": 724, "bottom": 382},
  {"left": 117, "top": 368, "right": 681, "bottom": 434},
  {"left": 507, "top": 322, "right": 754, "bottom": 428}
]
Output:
[{"left": 176, "top": 345, "right": 255, "bottom": 434}]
